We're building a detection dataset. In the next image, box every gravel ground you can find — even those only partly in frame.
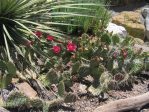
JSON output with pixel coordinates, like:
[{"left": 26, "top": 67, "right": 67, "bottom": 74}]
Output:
[{"left": 48, "top": 74, "right": 149, "bottom": 112}]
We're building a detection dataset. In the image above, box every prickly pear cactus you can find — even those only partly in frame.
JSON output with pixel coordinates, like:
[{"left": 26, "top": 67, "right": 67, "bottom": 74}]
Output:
[
  {"left": 90, "top": 64, "right": 105, "bottom": 80},
  {"left": 39, "top": 33, "right": 148, "bottom": 97},
  {"left": 58, "top": 81, "right": 65, "bottom": 97},
  {"left": 46, "top": 68, "right": 60, "bottom": 84},
  {"left": 1, "top": 91, "right": 77, "bottom": 111},
  {"left": 4, "top": 92, "right": 30, "bottom": 108},
  {"left": 71, "top": 61, "right": 80, "bottom": 75},
  {"left": 78, "top": 64, "right": 90, "bottom": 77},
  {"left": 0, "top": 60, "right": 16, "bottom": 88}
]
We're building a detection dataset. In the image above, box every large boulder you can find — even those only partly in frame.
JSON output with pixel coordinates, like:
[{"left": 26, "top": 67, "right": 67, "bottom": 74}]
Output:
[
  {"left": 106, "top": 22, "right": 127, "bottom": 37},
  {"left": 112, "top": 11, "right": 145, "bottom": 40}
]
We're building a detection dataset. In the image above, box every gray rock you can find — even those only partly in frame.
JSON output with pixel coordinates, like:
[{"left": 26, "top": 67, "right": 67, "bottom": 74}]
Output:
[
  {"left": 106, "top": 22, "right": 127, "bottom": 38},
  {"left": 0, "top": 89, "right": 10, "bottom": 101},
  {"left": 134, "top": 44, "right": 149, "bottom": 52},
  {"left": 140, "top": 109, "right": 149, "bottom": 112},
  {"left": 0, "top": 107, "right": 10, "bottom": 112},
  {"left": 98, "top": 93, "right": 109, "bottom": 101},
  {"left": 79, "top": 84, "right": 87, "bottom": 94},
  {"left": 15, "top": 82, "right": 38, "bottom": 99},
  {"left": 141, "top": 6, "right": 149, "bottom": 40}
]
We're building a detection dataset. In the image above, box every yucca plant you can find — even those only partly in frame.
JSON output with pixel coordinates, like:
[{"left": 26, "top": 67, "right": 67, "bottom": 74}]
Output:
[
  {"left": 0, "top": 0, "right": 110, "bottom": 45},
  {"left": 0, "top": 0, "right": 110, "bottom": 59}
]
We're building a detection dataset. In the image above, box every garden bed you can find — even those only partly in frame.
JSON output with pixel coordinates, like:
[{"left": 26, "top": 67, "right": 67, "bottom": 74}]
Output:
[
  {"left": 0, "top": 1, "right": 149, "bottom": 112},
  {"left": 1, "top": 71, "right": 149, "bottom": 112}
]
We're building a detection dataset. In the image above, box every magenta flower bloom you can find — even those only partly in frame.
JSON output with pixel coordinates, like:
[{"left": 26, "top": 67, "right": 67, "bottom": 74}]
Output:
[
  {"left": 67, "top": 41, "right": 77, "bottom": 52},
  {"left": 47, "top": 35, "right": 54, "bottom": 41},
  {"left": 52, "top": 46, "right": 61, "bottom": 54},
  {"left": 34, "top": 31, "right": 42, "bottom": 38}
]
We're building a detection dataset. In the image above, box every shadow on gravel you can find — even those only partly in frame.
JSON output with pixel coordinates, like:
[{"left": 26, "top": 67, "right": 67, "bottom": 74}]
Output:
[{"left": 49, "top": 105, "right": 75, "bottom": 112}]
